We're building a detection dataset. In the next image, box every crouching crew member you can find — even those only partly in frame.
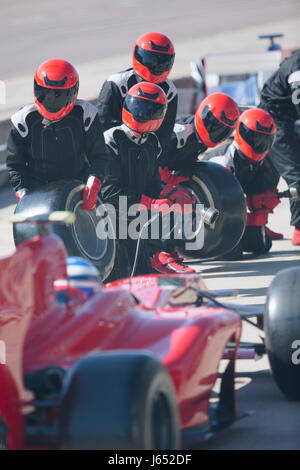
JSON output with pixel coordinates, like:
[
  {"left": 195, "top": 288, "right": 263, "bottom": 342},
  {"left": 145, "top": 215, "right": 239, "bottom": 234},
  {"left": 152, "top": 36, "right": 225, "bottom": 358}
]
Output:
[
  {"left": 7, "top": 59, "right": 107, "bottom": 211},
  {"left": 157, "top": 92, "right": 240, "bottom": 266},
  {"left": 209, "top": 108, "right": 279, "bottom": 258},
  {"left": 100, "top": 82, "right": 195, "bottom": 278}
]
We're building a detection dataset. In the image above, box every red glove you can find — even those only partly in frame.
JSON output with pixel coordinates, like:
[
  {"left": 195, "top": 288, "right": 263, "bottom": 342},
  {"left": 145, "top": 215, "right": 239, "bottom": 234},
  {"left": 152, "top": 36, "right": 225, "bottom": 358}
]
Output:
[
  {"left": 247, "top": 191, "right": 280, "bottom": 214},
  {"left": 81, "top": 176, "right": 101, "bottom": 211},
  {"left": 159, "top": 166, "right": 189, "bottom": 186},
  {"left": 247, "top": 210, "right": 268, "bottom": 226},
  {"left": 139, "top": 194, "right": 173, "bottom": 215},
  {"left": 160, "top": 184, "right": 195, "bottom": 213}
]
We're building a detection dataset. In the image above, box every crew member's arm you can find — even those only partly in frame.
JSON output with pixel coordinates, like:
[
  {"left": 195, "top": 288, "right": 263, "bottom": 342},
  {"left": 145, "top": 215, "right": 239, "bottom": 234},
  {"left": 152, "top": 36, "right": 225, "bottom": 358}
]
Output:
[
  {"left": 96, "top": 80, "right": 124, "bottom": 131},
  {"left": 156, "top": 92, "right": 178, "bottom": 152},
  {"left": 6, "top": 128, "right": 31, "bottom": 197},
  {"left": 100, "top": 149, "right": 142, "bottom": 208}
]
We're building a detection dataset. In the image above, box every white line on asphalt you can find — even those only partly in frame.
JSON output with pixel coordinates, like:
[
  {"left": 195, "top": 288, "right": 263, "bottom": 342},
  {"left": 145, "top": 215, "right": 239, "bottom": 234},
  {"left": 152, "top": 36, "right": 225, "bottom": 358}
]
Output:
[{"left": 0, "top": 144, "right": 6, "bottom": 152}]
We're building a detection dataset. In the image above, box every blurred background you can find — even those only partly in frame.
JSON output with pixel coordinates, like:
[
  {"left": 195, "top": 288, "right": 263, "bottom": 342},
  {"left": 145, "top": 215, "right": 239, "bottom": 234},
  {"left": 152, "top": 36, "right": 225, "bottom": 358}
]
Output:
[{"left": 1, "top": 0, "right": 300, "bottom": 119}]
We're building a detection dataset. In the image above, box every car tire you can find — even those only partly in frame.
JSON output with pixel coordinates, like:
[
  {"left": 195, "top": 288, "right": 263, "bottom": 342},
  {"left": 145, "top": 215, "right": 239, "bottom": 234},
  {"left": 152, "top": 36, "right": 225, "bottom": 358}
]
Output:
[
  {"left": 13, "top": 179, "right": 116, "bottom": 281},
  {"left": 60, "top": 351, "right": 180, "bottom": 449},
  {"left": 264, "top": 266, "right": 300, "bottom": 400},
  {"left": 174, "top": 161, "right": 246, "bottom": 259}
]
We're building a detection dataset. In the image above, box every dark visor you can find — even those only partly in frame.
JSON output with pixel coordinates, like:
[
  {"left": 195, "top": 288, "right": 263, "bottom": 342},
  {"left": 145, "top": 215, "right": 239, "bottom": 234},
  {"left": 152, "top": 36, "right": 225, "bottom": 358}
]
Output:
[
  {"left": 134, "top": 45, "right": 175, "bottom": 76},
  {"left": 239, "top": 122, "right": 276, "bottom": 154},
  {"left": 34, "top": 80, "right": 79, "bottom": 113},
  {"left": 124, "top": 95, "right": 167, "bottom": 123},
  {"left": 202, "top": 106, "right": 233, "bottom": 143}
]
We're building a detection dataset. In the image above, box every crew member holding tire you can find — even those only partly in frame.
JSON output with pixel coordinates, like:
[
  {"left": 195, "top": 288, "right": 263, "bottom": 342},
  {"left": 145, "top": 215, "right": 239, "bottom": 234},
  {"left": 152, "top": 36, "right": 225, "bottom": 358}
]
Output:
[
  {"left": 259, "top": 51, "right": 300, "bottom": 245},
  {"left": 101, "top": 82, "right": 195, "bottom": 278},
  {"left": 97, "top": 32, "right": 177, "bottom": 158},
  {"left": 157, "top": 92, "right": 240, "bottom": 264},
  {"left": 6, "top": 59, "right": 108, "bottom": 211},
  {"left": 209, "top": 108, "right": 279, "bottom": 258}
]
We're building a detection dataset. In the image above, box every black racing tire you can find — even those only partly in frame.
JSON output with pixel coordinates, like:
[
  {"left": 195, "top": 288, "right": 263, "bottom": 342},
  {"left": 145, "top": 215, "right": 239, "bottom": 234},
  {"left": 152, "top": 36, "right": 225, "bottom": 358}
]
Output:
[
  {"left": 242, "top": 226, "right": 272, "bottom": 255},
  {"left": 264, "top": 267, "right": 300, "bottom": 400},
  {"left": 60, "top": 351, "right": 180, "bottom": 450},
  {"left": 175, "top": 161, "right": 246, "bottom": 259},
  {"left": 13, "top": 180, "right": 116, "bottom": 281}
]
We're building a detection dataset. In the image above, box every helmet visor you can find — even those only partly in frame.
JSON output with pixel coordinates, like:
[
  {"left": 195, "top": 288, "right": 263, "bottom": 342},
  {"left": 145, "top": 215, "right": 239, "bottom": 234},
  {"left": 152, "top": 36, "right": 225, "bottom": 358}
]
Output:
[
  {"left": 134, "top": 45, "right": 175, "bottom": 76},
  {"left": 34, "top": 80, "right": 79, "bottom": 114},
  {"left": 124, "top": 95, "right": 167, "bottom": 123},
  {"left": 239, "top": 122, "right": 276, "bottom": 154},
  {"left": 202, "top": 105, "right": 234, "bottom": 143}
]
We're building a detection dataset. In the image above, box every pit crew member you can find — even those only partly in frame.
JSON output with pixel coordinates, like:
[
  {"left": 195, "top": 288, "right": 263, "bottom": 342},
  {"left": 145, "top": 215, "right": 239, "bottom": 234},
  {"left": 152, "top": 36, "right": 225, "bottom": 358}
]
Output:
[
  {"left": 209, "top": 108, "right": 278, "bottom": 257},
  {"left": 100, "top": 82, "right": 195, "bottom": 278},
  {"left": 6, "top": 59, "right": 108, "bottom": 211},
  {"left": 259, "top": 51, "right": 300, "bottom": 244}
]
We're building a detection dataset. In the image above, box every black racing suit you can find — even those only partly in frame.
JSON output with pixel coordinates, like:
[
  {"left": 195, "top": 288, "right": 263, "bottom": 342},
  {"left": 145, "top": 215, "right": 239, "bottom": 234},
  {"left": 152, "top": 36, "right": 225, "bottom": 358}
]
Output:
[
  {"left": 259, "top": 51, "right": 300, "bottom": 227},
  {"left": 208, "top": 141, "right": 280, "bottom": 255},
  {"left": 159, "top": 114, "right": 207, "bottom": 171},
  {"left": 208, "top": 140, "right": 279, "bottom": 195},
  {"left": 101, "top": 124, "right": 175, "bottom": 279},
  {"left": 6, "top": 100, "right": 108, "bottom": 192},
  {"left": 97, "top": 68, "right": 178, "bottom": 157}
]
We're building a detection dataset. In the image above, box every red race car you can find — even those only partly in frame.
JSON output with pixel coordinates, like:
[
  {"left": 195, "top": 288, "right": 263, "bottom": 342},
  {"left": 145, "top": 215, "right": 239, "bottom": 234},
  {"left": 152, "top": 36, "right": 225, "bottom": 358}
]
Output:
[{"left": 0, "top": 212, "right": 243, "bottom": 450}]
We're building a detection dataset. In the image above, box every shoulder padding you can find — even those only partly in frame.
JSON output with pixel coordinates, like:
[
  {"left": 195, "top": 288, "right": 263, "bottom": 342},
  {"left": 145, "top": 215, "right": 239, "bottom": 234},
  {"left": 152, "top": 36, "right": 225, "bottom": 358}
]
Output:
[
  {"left": 107, "top": 70, "right": 135, "bottom": 98},
  {"left": 173, "top": 121, "right": 194, "bottom": 148},
  {"left": 288, "top": 70, "right": 300, "bottom": 85},
  {"left": 11, "top": 104, "right": 37, "bottom": 138},
  {"left": 104, "top": 127, "right": 122, "bottom": 155},
  {"left": 209, "top": 143, "right": 235, "bottom": 172},
  {"left": 75, "top": 99, "right": 98, "bottom": 131}
]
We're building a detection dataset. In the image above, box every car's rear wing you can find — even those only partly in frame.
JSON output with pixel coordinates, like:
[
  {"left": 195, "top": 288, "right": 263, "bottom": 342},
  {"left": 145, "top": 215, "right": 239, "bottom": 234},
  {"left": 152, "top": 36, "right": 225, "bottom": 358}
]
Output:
[{"left": 204, "top": 50, "right": 281, "bottom": 76}]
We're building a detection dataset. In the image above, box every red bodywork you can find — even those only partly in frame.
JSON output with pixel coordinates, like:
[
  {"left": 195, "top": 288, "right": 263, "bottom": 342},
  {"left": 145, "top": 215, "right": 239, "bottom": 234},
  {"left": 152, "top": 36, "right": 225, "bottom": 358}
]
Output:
[{"left": 0, "top": 233, "right": 241, "bottom": 449}]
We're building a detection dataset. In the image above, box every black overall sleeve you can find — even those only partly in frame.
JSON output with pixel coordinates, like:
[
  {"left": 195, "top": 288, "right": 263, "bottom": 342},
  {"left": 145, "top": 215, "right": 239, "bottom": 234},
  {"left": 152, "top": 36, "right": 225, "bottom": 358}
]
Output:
[
  {"left": 85, "top": 114, "right": 109, "bottom": 181},
  {"left": 96, "top": 81, "right": 124, "bottom": 131},
  {"left": 6, "top": 128, "right": 31, "bottom": 192},
  {"left": 100, "top": 149, "right": 142, "bottom": 207}
]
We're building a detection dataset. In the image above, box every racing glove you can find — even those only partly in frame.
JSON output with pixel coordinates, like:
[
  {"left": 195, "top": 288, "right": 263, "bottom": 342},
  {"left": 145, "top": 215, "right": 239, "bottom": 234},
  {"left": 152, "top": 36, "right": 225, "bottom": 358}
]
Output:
[
  {"left": 16, "top": 188, "right": 29, "bottom": 200},
  {"left": 81, "top": 176, "right": 101, "bottom": 211},
  {"left": 247, "top": 190, "right": 280, "bottom": 214},
  {"left": 159, "top": 166, "right": 189, "bottom": 186},
  {"left": 138, "top": 194, "right": 190, "bottom": 215},
  {"left": 160, "top": 184, "right": 195, "bottom": 213}
]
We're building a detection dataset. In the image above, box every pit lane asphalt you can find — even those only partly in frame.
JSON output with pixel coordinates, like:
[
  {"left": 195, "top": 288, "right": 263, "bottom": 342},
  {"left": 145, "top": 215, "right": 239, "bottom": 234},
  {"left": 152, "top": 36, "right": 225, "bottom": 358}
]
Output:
[{"left": 1, "top": 179, "right": 300, "bottom": 449}]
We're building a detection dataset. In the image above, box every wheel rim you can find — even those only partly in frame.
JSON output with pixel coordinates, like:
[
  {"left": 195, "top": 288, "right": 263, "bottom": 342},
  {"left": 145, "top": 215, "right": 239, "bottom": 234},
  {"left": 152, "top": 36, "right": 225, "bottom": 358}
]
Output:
[
  {"left": 71, "top": 201, "right": 109, "bottom": 261},
  {"left": 174, "top": 184, "right": 203, "bottom": 241},
  {"left": 150, "top": 392, "right": 174, "bottom": 450}
]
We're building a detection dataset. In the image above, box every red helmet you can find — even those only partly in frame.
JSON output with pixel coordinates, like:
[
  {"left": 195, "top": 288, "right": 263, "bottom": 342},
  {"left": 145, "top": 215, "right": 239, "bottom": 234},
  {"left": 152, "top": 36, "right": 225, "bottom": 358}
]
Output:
[
  {"left": 195, "top": 93, "right": 240, "bottom": 147},
  {"left": 122, "top": 82, "right": 168, "bottom": 135},
  {"left": 235, "top": 108, "right": 276, "bottom": 162},
  {"left": 132, "top": 32, "right": 175, "bottom": 84},
  {"left": 34, "top": 59, "right": 79, "bottom": 120}
]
